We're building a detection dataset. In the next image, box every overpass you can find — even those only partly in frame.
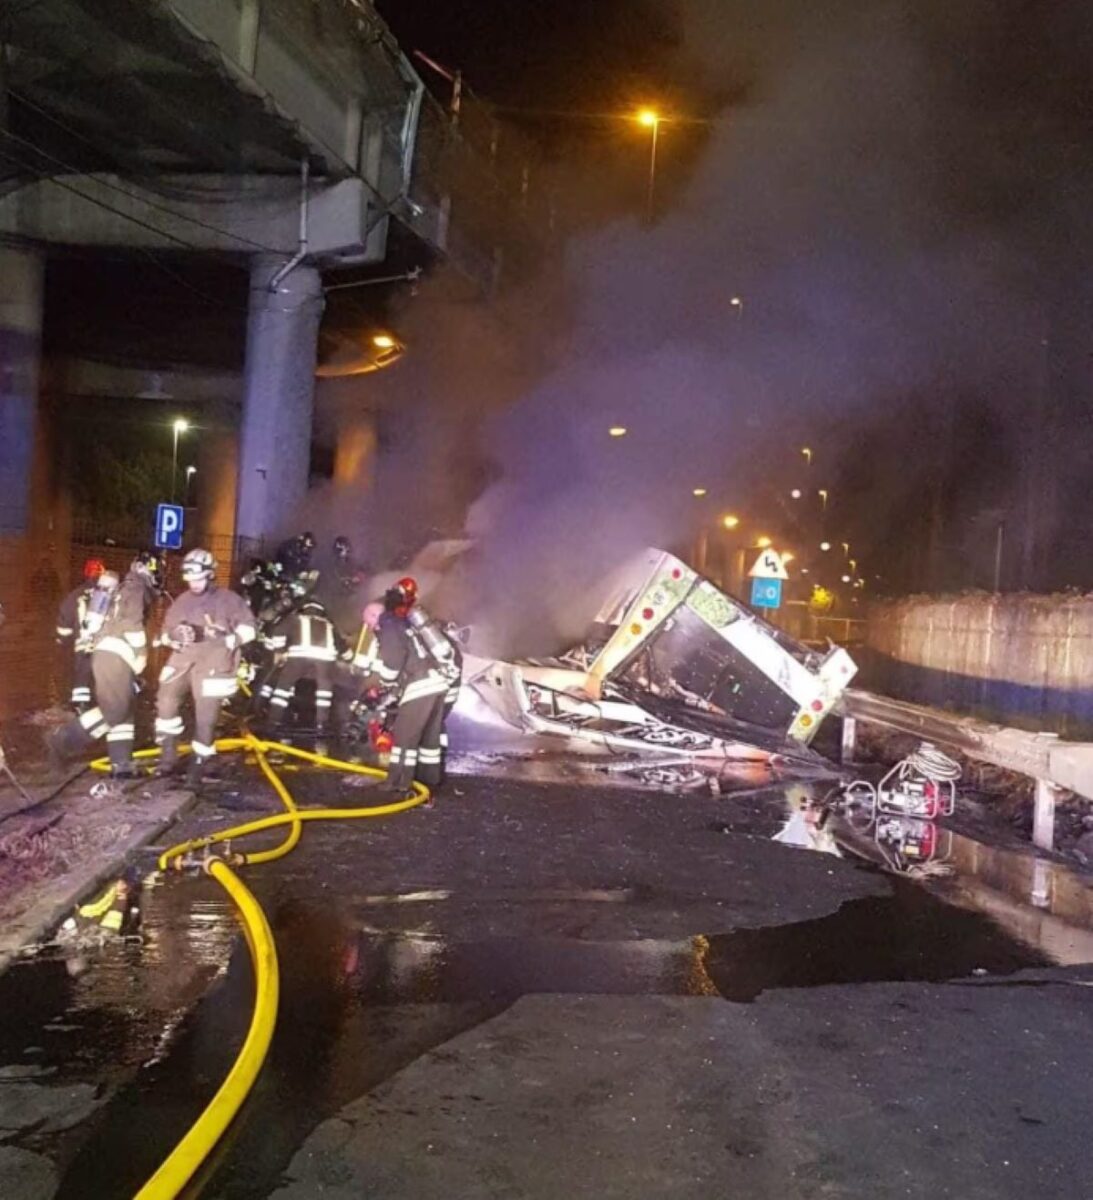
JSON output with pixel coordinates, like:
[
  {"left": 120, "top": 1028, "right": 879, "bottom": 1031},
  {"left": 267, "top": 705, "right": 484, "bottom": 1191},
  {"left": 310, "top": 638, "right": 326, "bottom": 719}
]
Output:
[{"left": 0, "top": 0, "right": 548, "bottom": 542}]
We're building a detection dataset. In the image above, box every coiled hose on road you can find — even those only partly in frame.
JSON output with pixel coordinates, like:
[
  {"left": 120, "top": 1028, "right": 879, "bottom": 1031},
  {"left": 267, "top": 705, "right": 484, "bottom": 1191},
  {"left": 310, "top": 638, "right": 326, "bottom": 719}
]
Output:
[{"left": 90, "top": 734, "right": 430, "bottom": 1200}]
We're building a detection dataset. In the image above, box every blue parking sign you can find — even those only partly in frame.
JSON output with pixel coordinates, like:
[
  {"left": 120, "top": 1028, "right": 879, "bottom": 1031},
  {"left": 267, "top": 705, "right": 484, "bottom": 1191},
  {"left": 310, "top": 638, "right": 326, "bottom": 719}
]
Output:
[
  {"left": 750, "top": 577, "right": 782, "bottom": 609},
  {"left": 155, "top": 503, "right": 184, "bottom": 550}
]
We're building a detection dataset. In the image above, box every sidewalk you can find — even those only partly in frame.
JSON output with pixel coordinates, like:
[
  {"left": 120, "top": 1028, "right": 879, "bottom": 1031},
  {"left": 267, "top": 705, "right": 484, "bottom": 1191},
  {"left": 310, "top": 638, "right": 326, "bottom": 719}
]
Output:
[{"left": 0, "top": 720, "right": 195, "bottom": 973}]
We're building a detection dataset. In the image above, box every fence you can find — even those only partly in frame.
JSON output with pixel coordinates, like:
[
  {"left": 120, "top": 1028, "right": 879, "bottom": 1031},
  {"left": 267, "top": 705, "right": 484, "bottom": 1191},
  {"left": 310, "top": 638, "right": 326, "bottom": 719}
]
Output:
[
  {"left": 866, "top": 593, "right": 1093, "bottom": 737},
  {"left": 0, "top": 526, "right": 259, "bottom": 720},
  {"left": 768, "top": 602, "right": 866, "bottom": 649}
]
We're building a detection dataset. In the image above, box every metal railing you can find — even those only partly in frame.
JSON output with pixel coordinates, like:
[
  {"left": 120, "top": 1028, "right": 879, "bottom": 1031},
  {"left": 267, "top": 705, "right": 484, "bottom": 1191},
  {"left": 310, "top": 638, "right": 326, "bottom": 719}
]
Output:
[{"left": 838, "top": 687, "right": 1093, "bottom": 851}]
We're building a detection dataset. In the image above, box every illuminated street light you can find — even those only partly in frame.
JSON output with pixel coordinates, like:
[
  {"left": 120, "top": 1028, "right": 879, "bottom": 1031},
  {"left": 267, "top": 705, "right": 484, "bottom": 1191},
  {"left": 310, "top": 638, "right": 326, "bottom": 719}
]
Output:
[
  {"left": 721, "top": 514, "right": 740, "bottom": 530},
  {"left": 818, "top": 488, "right": 829, "bottom": 510},
  {"left": 692, "top": 487, "right": 708, "bottom": 497},
  {"left": 171, "top": 418, "right": 190, "bottom": 503},
  {"left": 790, "top": 488, "right": 802, "bottom": 500},
  {"left": 782, "top": 552, "right": 795, "bottom": 564},
  {"left": 842, "top": 542, "right": 850, "bottom": 556},
  {"left": 755, "top": 535, "right": 773, "bottom": 549},
  {"left": 609, "top": 426, "right": 628, "bottom": 437},
  {"left": 372, "top": 333, "right": 396, "bottom": 349},
  {"left": 841, "top": 574, "right": 852, "bottom": 583},
  {"left": 820, "top": 541, "right": 832, "bottom": 552},
  {"left": 730, "top": 296, "right": 744, "bottom": 317},
  {"left": 635, "top": 108, "right": 661, "bottom": 222},
  {"left": 800, "top": 567, "right": 810, "bottom": 575},
  {"left": 184, "top": 465, "right": 197, "bottom": 506},
  {"left": 801, "top": 447, "right": 812, "bottom": 465}
]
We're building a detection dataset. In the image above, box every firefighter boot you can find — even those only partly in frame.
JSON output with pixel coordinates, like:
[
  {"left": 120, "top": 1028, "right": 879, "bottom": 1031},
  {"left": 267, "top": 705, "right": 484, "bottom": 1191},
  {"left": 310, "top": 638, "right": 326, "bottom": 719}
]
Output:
[
  {"left": 154, "top": 735, "right": 184, "bottom": 779},
  {"left": 187, "top": 753, "right": 223, "bottom": 789},
  {"left": 186, "top": 753, "right": 208, "bottom": 790},
  {"left": 107, "top": 738, "right": 139, "bottom": 780}
]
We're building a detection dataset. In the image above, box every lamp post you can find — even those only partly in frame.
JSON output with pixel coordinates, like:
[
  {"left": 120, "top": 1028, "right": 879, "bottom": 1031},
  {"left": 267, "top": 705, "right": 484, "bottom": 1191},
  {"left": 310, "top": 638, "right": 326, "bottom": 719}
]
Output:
[
  {"left": 171, "top": 418, "right": 189, "bottom": 502},
  {"left": 184, "top": 465, "right": 197, "bottom": 507}
]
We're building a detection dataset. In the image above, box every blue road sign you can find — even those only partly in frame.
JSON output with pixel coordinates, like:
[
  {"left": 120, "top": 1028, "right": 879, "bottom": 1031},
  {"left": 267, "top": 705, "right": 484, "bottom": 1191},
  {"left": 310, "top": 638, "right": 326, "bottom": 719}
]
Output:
[
  {"left": 154, "top": 503, "right": 184, "bottom": 550},
  {"left": 751, "top": 577, "right": 783, "bottom": 609}
]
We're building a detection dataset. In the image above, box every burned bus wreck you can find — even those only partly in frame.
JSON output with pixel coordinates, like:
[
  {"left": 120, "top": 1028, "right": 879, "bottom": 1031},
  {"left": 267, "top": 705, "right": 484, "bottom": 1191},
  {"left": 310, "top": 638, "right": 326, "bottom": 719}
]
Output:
[{"left": 461, "top": 549, "right": 858, "bottom": 764}]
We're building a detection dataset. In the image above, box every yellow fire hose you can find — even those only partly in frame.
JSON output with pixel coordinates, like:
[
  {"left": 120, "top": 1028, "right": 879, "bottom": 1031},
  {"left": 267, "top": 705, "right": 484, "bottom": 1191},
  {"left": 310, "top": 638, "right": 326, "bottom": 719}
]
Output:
[{"left": 89, "top": 734, "right": 429, "bottom": 1199}]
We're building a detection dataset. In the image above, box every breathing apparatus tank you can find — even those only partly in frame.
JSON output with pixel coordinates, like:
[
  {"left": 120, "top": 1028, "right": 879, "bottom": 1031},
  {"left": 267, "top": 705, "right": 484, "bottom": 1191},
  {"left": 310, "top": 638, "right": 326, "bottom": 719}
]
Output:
[
  {"left": 79, "top": 571, "right": 120, "bottom": 646},
  {"left": 406, "top": 603, "right": 456, "bottom": 674}
]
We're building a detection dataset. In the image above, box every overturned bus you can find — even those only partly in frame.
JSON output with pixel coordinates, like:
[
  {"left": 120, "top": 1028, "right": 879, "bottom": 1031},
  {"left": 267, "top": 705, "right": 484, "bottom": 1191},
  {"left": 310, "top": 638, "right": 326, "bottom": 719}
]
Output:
[{"left": 462, "top": 549, "right": 857, "bottom": 764}]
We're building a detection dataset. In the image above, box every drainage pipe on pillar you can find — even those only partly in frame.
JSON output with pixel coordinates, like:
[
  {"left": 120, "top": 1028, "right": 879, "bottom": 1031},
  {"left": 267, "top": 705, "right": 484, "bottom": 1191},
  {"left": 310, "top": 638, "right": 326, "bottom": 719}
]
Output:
[{"left": 269, "top": 159, "right": 310, "bottom": 294}]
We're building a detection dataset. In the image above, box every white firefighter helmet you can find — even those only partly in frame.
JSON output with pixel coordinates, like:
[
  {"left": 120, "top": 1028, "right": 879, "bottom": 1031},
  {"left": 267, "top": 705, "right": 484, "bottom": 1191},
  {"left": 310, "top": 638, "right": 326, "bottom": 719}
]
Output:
[{"left": 181, "top": 548, "right": 217, "bottom": 582}]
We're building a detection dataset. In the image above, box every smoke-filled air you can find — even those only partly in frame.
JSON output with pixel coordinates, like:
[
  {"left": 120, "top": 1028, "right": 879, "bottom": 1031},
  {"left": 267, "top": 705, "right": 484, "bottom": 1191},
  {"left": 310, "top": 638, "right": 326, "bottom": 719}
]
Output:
[{"left": 321, "top": 0, "right": 1093, "bottom": 651}]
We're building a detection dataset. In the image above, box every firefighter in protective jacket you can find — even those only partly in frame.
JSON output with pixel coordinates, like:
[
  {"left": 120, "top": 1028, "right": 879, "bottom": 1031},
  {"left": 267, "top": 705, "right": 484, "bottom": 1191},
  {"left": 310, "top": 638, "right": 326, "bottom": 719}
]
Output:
[
  {"left": 155, "top": 548, "right": 256, "bottom": 784},
  {"left": 369, "top": 581, "right": 454, "bottom": 796},
  {"left": 50, "top": 552, "right": 160, "bottom": 775},
  {"left": 263, "top": 597, "right": 344, "bottom": 736},
  {"left": 55, "top": 558, "right": 105, "bottom": 712}
]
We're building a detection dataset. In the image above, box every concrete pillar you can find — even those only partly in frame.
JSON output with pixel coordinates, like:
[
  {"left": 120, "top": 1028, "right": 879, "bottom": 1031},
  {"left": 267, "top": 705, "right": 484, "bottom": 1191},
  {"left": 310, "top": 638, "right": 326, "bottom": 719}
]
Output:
[
  {"left": 198, "top": 418, "right": 239, "bottom": 548},
  {"left": 235, "top": 254, "right": 324, "bottom": 547},
  {"left": 840, "top": 716, "right": 858, "bottom": 765},
  {"left": 1032, "top": 779, "right": 1060, "bottom": 852},
  {"left": 333, "top": 416, "right": 377, "bottom": 489},
  {"left": 0, "top": 245, "right": 43, "bottom": 535}
]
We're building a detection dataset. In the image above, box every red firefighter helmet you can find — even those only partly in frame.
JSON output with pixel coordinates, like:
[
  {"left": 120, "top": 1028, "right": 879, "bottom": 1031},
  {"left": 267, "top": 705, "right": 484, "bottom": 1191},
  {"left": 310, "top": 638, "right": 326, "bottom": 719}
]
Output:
[
  {"left": 396, "top": 576, "right": 418, "bottom": 604},
  {"left": 83, "top": 557, "right": 106, "bottom": 581}
]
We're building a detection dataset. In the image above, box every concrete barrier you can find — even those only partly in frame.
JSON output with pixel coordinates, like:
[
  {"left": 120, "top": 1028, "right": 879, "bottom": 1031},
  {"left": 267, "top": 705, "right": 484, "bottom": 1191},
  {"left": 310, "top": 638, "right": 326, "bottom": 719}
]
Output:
[{"left": 866, "top": 593, "right": 1093, "bottom": 737}]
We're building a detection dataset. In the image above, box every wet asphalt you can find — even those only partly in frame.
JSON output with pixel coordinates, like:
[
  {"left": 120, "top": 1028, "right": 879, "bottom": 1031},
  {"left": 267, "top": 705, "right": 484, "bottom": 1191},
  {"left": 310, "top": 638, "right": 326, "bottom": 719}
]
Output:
[{"left": 1, "top": 740, "right": 1093, "bottom": 1199}]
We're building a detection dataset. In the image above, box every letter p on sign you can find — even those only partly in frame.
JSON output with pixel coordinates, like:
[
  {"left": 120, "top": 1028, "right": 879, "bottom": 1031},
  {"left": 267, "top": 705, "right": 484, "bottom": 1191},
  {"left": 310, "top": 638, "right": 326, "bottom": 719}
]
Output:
[{"left": 155, "top": 503, "right": 184, "bottom": 550}]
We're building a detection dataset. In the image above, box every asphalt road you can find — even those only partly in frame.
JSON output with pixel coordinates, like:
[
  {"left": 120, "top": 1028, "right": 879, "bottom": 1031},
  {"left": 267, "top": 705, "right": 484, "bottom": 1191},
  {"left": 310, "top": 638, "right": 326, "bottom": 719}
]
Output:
[{"left": 0, "top": 755, "right": 1091, "bottom": 1199}]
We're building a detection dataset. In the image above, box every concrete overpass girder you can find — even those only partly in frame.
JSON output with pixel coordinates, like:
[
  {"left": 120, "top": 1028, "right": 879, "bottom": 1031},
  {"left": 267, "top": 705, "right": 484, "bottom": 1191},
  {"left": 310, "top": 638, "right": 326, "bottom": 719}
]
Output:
[{"left": 0, "top": 175, "right": 388, "bottom": 262}]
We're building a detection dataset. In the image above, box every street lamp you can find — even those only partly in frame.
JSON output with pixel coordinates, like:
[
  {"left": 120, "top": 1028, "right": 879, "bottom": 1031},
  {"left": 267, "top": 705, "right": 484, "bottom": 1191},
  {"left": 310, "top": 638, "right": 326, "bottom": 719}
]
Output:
[
  {"left": 721, "top": 514, "right": 740, "bottom": 530},
  {"left": 755, "top": 535, "right": 773, "bottom": 549},
  {"left": 801, "top": 447, "right": 812, "bottom": 466},
  {"left": 818, "top": 488, "right": 828, "bottom": 510},
  {"left": 184, "top": 465, "right": 197, "bottom": 507},
  {"left": 171, "top": 418, "right": 189, "bottom": 502},
  {"left": 820, "top": 541, "right": 832, "bottom": 552},
  {"left": 730, "top": 296, "right": 744, "bottom": 317},
  {"left": 692, "top": 487, "right": 708, "bottom": 497},
  {"left": 636, "top": 108, "right": 661, "bottom": 222},
  {"left": 372, "top": 333, "right": 395, "bottom": 349},
  {"left": 609, "top": 426, "right": 628, "bottom": 437},
  {"left": 790, "top": 488, "right": 802, "bottom": 500}
]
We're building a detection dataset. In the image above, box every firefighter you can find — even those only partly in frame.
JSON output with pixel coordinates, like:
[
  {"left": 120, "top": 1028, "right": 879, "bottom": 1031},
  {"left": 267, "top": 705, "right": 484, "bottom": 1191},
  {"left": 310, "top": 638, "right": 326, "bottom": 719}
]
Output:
[
  {"left": 154, "top": 548, "right": 256, "bottom": 785},
  {"left": 55, "top": 558, "right": 105, "bottom": 712},
  {"left": 50, "top": 552, "right": 161, "bottom": 776},
  {"left": 263, "top": 597, "right": 344, "bottom": 739},
  {"left": 333, "top": 535, "right": 353, "bottom": 574},
  {"left": 398, "top": 580, "right": 462, "bottom": 785},
  {"left": 276, "top": 531, "right": 316, "bottom": 578},
  {"left": 369, "top": 581, "right": 452, "bottom": 798}
]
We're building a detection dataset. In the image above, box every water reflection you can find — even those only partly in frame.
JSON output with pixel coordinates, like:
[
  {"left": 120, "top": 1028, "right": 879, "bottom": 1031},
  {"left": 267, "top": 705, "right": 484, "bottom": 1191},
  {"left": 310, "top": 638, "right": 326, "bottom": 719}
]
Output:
[
  {"left": 768, "top": 785, "right": 1093, "bottom": 967},
  {"left": 771, "top": 784, "right": 842, "bottom": 856}
]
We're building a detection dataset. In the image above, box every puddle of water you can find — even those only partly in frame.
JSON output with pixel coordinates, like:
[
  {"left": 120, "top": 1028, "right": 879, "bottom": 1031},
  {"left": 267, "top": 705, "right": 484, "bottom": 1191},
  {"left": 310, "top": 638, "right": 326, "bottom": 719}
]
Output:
[
  {"left": 704, "top": 882, "right": 1049, "bottom": 1002},
  {"left": 760, "top": 783, "right": 1093, "bottom": 965}
]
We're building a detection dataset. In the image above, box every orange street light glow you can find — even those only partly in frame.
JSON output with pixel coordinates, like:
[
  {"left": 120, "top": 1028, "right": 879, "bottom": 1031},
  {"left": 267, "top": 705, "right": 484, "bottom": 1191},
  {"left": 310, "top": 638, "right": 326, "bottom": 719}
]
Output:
[
  {"left": 722, "top": 514, "right": 740, "bottom": 530},
  {"left": 637, "top": 108, "right": 659, "bottom": 127}
]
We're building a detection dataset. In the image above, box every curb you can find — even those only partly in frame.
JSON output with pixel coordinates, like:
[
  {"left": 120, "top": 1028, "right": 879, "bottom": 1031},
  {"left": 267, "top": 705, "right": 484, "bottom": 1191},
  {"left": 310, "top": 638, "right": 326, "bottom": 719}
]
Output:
[{"left": 0, "top": 780, "right": 197, "bottom": 976}]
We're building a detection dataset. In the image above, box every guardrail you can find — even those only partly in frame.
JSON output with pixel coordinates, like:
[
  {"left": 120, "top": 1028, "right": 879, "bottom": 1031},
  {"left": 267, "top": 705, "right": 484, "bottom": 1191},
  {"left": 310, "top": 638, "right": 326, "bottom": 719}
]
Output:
[{"left": 838, "top": 687, "right": 1093, "bottom": 852}]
